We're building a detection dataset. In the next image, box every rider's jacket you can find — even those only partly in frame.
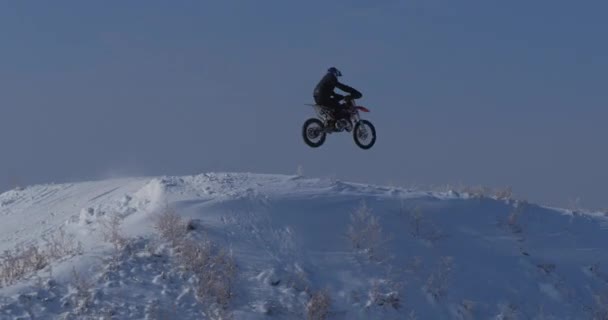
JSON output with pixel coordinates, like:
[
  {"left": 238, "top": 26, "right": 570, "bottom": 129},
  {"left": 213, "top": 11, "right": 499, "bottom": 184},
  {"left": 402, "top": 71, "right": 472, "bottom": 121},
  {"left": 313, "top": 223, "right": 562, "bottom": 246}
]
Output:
[{"left": 313, "top": 73, "right": 362, "bottom": 103}]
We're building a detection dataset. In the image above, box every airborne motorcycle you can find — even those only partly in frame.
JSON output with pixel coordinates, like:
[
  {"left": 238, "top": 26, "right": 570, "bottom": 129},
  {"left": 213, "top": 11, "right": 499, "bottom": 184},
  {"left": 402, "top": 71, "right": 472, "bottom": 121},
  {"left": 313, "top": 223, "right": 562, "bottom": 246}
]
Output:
[{"left": 302, "top": 98, "right": 376, "bottom": 150}]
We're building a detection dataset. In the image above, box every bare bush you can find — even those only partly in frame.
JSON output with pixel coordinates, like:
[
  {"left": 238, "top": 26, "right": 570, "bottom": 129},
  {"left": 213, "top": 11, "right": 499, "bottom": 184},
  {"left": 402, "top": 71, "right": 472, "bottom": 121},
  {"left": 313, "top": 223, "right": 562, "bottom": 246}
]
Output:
[
  {"left": 145, "top": 238, "right": 163, "bottom": 257},
  {"left": 177, "top": 239, "right": 236, "bottom": 307},
  {"left": 1, "top": 228, "right": 83, "bottom": 288},
  {"left": 537, "top": 263, "right": 556, "bottom": 275},
  {"left": 186, "top": 242, "right": 236, "bottom": 309},
  {"left": 461, "top": 185, "right": 491, "bottom": 198},
  {"left": 407, "top": 206, "right": 445, "bottom": 244},
  {"left": 287, "top": 265, "right": 311, "bottom": 293},
  {"left": 307, "top": 289, "right": 332, "bottom": 320},
  {"left": 424, "top": 256, "right": 453, "bottom": 302},
  {"left": 178, "top": 239, "right": 211, "bottom": 268},
  {"left": 155, "top": 207, "right": 187, "bottom": 246},
  {"left": 43, "top": 228, "right": 84, "bottom": 259},
  {"left": 454, "top": 299, "right": 476, "bottom": 320},
  {"left": 494, "top": 187, "right": 513, "bottom": 201},
  {"left": 366, "top": 279, "right": 401, "bottom": 310},
  {"left": 506, "top": 201, "right": 528, "bottom": 235},
  {"left": 0, "top": 244, "right": 47, "bottom": 287},
  {"left": 346, "top": 202, "right": 387, "bottom": 261},
  {"left": 460, "top": 185, "right": 514, "bottom": 200},
  {"left": 155, "top": 208, "right": 236, "bottom": 312},
  {"left": 405, "top": 256, "right": 424, "bottom": 277},
  {"left": 100, "top": 214, "right": 128, "bottom": 251},
  {"left": 144, "top": 299, "right": 181, "bottom": 320},
  {"left": 496, "top": 302, "right": 519, "bottom": 320},
  {"left": 589, "top": 291, "right": 608, "bottom": 320},
  {"left": 25, "top": 245, "right": 48, "bottom": 271},
  {"left": 69, "top": 267, "right": 94, "bottom": 314}
]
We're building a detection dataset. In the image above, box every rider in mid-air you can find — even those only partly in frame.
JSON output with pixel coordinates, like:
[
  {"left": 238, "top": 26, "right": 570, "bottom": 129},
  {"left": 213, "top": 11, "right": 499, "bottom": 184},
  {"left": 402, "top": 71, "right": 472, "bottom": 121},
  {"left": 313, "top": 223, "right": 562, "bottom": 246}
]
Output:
[{"left": 313, "top": 67, "right": 362, "bottom": 129}]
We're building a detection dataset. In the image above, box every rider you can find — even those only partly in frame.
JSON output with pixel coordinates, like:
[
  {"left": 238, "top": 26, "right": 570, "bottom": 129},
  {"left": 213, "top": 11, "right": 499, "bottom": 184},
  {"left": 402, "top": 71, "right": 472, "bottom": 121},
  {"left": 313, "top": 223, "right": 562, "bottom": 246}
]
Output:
[{"left": 313, "top": 67, "right": 362, "bottom": 128}]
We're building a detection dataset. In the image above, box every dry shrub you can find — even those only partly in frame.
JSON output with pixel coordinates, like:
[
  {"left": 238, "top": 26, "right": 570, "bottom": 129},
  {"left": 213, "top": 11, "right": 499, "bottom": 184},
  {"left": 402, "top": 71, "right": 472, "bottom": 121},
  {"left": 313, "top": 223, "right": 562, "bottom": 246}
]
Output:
[
  {"left": 346, "top": 202, "right": 386, "bottom": 261},
  {"left": 424, "top": 257, "right": 453, "bottom": 301},
  {"left": 191, "top": 247, "right": 236, "bottom": 308},
  {"left": 100, "top": 214, "right": 128, "bottom": 251},
  {"left": 154, "top": 207, "right": 187, "bottom": 246},
  {"left": 494, "top": 187, "right": 513, "bottom": 201},
  {"left": 496, "top": 302, "right": 519, "bottom": 320},
  {"left": 43, "top": 228, "right": 84, "bottom": 259},
  {"left": 155, "top": 208, "right": 236, "bottom": 311},
  {"left": 469, "top": 186, "right": 512, "bottom": 199},
  {"left": 1, "top": 228, "right": 83, "bottom": 287},
  {"left": 367, "top": 280, "right": 401, "bottom": 310},
  {"left": 506, "top": 201, "right": 528, "bottom": 235},
  {"left": 69, "top": 267, "right": 94, "bottom": 314},
  {"left": 0, "top": 244, "right": 46, "bottom": 287},
  {"left": 307, "top": 289, "right": 331, "bottom": 320},
  {"left": 407, "top": 206, "right": 445, "bottom": 244},
  {"left": 590, "top": 291, "right": 608, "bottom": 320}
]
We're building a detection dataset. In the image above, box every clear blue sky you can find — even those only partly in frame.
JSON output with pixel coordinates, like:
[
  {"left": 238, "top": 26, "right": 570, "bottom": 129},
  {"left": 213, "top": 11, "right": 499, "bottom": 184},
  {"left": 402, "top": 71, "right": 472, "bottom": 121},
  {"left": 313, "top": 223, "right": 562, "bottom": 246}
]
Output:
[{"left": 1, "top": 1, "right": 607, "bottom": 208}]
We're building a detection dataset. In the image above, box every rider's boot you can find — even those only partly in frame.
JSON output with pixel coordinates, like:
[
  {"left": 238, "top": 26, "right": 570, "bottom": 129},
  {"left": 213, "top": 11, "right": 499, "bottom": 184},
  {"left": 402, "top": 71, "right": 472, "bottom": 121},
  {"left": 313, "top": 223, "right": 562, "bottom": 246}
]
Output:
[{"left": 343, "top": 119, "right": 353, "bottom": 132}]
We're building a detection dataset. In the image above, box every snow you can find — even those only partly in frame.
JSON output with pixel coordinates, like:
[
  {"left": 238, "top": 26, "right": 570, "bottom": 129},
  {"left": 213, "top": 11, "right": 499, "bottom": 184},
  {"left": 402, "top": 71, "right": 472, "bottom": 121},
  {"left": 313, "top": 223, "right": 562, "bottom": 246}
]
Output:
[{"left": 1, "top": 172, "right": 608, "bottom": 319}]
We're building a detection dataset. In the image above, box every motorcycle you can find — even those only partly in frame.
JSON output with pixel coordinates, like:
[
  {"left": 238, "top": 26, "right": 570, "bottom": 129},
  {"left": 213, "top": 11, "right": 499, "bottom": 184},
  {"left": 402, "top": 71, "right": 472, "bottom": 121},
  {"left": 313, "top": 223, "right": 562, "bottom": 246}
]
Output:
[{"left": 302, "top": 97, "right": 376, "bottom": 150}]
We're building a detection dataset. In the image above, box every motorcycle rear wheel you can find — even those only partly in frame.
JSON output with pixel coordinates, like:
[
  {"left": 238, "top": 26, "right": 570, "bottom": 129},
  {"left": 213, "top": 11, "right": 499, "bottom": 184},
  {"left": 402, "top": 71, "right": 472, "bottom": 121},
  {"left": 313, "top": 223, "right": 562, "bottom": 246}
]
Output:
[{"left": 302, "top": 118, "right": 326, "bottom": 148}]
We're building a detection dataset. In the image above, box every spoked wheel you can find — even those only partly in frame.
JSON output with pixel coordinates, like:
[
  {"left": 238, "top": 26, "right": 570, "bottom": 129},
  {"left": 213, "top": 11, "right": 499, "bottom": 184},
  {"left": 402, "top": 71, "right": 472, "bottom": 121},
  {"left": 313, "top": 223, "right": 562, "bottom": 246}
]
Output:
[
  {"left": 302, "top": 118, "right": 326, "bottom": 148},
  {"left": 353, "top": 120, "right": 376, "bottom": 149}
]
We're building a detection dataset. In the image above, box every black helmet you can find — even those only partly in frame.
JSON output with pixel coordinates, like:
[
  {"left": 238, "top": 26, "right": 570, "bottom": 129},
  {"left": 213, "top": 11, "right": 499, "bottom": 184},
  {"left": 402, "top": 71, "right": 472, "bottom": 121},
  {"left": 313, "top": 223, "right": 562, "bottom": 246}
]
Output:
[{"left": 327, "top": 67, "right": 342, "bottom": 77}]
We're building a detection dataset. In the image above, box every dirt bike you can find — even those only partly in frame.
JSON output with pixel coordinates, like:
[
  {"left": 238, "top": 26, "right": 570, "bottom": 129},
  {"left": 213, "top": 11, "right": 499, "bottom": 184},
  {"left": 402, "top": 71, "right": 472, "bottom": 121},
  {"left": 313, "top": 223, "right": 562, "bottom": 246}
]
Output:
[{"left": 302, "top": 98, "right": 376, "bottom": 150}]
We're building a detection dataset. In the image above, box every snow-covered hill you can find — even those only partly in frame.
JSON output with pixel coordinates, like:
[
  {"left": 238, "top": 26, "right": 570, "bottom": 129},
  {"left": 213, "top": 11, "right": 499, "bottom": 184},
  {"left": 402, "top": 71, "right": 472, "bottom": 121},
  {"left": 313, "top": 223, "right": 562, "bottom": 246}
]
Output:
[{"left": 1, "top": 173, "right": 608, "bottom": 319}]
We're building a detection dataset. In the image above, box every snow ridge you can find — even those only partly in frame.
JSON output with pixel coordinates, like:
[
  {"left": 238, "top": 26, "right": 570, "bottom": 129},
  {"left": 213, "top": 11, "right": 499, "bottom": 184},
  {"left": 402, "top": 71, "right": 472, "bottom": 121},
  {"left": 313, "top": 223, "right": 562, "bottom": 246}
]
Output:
[{"left": 1, "top": 172, "right": 607, "bottom": 319}]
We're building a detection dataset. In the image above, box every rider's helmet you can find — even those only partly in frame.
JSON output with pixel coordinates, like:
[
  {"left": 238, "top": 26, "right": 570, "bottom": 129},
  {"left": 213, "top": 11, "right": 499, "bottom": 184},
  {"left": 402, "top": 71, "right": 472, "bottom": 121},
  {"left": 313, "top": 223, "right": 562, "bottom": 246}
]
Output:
[{"left": 327, "top": 67, "right": 342, "bottom": 77}]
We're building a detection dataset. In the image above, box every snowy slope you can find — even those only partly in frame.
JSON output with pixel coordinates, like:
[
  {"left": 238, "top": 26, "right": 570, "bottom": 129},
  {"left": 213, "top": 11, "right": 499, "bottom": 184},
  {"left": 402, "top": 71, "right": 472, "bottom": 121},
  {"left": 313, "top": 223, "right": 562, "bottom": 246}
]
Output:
[{"left": 1, "top": 173, "right": 608, "bottom": 319}]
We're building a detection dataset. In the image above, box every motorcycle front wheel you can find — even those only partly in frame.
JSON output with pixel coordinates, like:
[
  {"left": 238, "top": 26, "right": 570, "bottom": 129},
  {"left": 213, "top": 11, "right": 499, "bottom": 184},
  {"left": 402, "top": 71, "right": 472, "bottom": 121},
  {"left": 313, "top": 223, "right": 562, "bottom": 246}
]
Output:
[{"left": 353, "top": 120, "right": 376, "bottom": 150}]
